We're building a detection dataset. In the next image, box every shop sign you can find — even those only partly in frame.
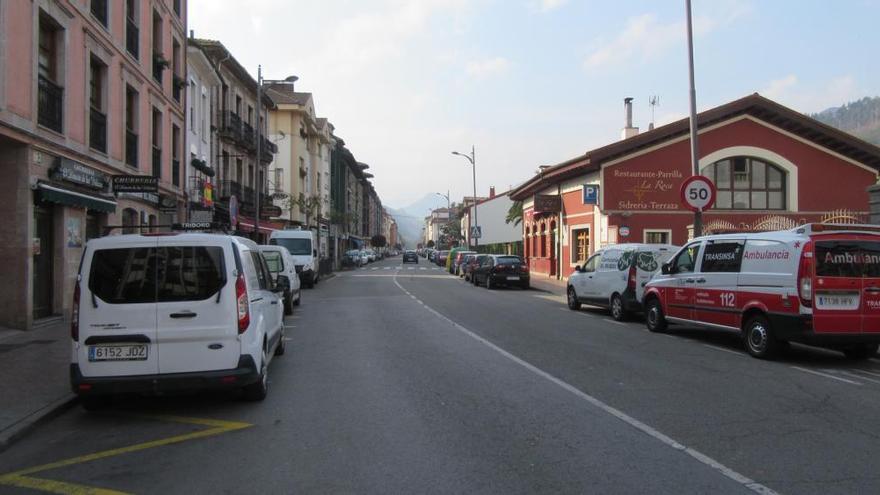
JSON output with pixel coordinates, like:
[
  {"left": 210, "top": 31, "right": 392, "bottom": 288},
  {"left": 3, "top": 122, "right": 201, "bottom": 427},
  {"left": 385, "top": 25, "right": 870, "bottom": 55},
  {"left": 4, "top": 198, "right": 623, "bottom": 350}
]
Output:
[
  {"left": 112, "top": 175, "right": 159, "bottom": 193},
  {"left": 159, "top": 195, "right": 177, "bottom": 214},
  {"left": 262, "top": 204, "right": 283, "bottom": 217},
  {"left": 582, "top": 185, "right": 599, "bottom": 205},
  {"left": 533, "top": 194, "right": 561, "bottom": 213},
  {"left": 50, "top": 157, "right": 108, "bottom": 190},
  {"left": 118, "top": 192, "right": 160, "bottom": 206}
]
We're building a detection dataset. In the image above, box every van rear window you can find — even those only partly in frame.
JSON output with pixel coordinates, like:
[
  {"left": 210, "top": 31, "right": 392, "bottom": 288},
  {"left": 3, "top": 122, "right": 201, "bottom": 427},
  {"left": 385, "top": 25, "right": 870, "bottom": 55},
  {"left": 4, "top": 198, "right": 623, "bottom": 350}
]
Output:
[
  {"left": 89, "top": 247, "right": 226, "bottom": 304},
  {"left": 815, "top": 241, "right": 880, "bottom": 278}
]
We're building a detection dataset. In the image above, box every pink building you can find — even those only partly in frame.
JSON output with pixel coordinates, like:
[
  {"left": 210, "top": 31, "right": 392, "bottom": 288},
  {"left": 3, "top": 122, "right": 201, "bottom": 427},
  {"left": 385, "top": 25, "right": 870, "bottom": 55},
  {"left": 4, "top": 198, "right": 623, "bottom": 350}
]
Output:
[{"left": 0, "top": 0, "right": 187, "bottom": 329}]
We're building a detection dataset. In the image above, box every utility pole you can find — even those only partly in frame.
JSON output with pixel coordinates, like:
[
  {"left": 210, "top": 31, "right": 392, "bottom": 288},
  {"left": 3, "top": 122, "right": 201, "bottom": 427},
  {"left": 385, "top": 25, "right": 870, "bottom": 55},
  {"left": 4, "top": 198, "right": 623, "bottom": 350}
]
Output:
[
  {"left": 452, "top": 146, "right": 478, "bottom": 248},
  {"left": 255, "top": 65, "right": 263, "bottom": 241},
  {"left": 685, "top": 0, "right": 702, "bottom": 238}
]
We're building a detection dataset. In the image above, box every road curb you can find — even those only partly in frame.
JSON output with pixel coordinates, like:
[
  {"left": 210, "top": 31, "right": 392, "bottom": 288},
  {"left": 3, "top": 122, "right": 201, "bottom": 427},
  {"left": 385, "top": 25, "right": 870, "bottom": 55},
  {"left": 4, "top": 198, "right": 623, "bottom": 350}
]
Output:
[{"left": 0, "top": 394, "right": 78, "bottom": 454}]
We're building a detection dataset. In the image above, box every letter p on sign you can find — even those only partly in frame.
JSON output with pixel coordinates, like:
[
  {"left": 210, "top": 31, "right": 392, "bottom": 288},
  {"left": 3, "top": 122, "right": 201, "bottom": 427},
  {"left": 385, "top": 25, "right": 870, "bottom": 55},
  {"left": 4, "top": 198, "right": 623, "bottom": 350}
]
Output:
[{"left": 680, "top": 175, "right": 716, "bottom": 212}]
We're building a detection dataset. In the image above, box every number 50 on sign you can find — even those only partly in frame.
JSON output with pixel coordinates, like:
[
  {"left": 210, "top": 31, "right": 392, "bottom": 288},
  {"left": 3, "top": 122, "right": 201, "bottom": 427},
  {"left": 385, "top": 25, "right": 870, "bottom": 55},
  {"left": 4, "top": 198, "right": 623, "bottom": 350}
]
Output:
[{"left": 679, "top": 175, "right": 716, "bottom": 212}]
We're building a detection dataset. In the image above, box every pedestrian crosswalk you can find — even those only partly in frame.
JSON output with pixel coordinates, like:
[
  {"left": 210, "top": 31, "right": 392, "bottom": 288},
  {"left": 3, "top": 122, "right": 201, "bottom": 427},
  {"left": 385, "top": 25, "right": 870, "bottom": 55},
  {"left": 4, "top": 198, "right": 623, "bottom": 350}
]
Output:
[{"left": 359, "top": 266, "right": 444, "bottom": 271}]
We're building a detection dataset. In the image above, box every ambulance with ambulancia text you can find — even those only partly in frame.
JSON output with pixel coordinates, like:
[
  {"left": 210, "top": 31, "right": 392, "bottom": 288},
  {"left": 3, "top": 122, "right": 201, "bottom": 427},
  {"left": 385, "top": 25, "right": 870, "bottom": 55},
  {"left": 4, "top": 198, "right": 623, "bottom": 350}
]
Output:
[{"left": 642, "top": 224, "right": 880, "bottom": 359}]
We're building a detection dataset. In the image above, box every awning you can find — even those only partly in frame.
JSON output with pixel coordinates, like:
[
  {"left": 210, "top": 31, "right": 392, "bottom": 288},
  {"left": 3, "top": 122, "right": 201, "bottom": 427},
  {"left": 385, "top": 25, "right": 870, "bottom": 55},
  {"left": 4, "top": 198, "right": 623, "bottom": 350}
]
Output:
[
  {"left": 37, "top": 183, "right": 117, "bottom": 213},
  {"left": 238, "top": 221, "right": 277, "bottom": 235}
]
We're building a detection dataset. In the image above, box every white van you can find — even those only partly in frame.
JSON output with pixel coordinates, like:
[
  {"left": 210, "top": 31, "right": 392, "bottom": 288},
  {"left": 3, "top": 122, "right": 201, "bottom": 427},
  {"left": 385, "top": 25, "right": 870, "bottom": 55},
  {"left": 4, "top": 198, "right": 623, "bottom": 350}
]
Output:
[
  {"left": 643, "top": 224, "right": 880, "bottom": 359},
  {"left": 567, "top": 243, "right": 679, "bottom": 321},
  {"left": 71, "top": 233, "right": 285, "bottom": 408},
  {"left": 270, "top": 229, "right": 319, "bottom": 288},
  {"left": 258, "top": 245, "right": 302, "bottom": 315}
]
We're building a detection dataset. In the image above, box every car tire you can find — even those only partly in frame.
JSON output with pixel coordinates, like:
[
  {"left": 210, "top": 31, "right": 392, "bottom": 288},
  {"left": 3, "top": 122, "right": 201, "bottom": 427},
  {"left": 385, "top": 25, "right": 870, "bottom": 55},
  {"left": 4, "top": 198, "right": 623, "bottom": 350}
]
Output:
[
  {"left": 743, "top": 315, "right": 780, "bottom": 359},
  {"left": 843, "top": 343, "right": 879, "bottom": 360},
  {"left": 274, "top": 328, "right": 286, "bottom": 356},
  {"left": 645, "top": 298, "right": 667, "bottom": 333},
  {"left": 486, "top": 276, "right": 494, "bottom": 290},
  {"left": 293, "top": 291, "right": 301, "bottom": 306},
  {"left": 243, "top": 347, "right": 269, "bottom": 401},
  {"left": 283, "top": 294, "right": 293, "bottom": 315},
  {"left": 567, "top": 286, "right": 581, "bottom": 310},
  {"left": 610, "top": 294, "right": 627, "bottom": 321}
]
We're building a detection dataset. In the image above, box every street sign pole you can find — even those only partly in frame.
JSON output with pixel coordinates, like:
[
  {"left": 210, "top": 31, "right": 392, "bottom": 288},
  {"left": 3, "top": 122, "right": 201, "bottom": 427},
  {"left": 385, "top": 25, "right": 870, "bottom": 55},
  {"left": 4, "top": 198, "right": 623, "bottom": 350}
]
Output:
[
  {"left": 255, "top": 65, "right": 262, "bottom": 242},
  {"left": 686, "top": 0, "right": 702, "bottom": 238}
]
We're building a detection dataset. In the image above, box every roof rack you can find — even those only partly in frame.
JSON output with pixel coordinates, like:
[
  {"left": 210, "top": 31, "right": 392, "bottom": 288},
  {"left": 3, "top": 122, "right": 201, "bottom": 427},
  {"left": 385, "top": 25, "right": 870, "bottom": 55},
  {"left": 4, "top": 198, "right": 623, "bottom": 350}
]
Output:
[{"left": 101, "top": 222, "right": 234, "bottom": 236}]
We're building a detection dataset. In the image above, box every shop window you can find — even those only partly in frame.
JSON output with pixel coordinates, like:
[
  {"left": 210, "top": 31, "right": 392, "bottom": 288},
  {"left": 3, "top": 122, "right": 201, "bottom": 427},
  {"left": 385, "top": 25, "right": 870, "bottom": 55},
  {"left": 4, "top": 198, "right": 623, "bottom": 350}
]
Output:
[
  {"left": 702, "top": 156, "right": 786, "bottom": 210},
  {"left": 122, "top": 208, "right": 138, "bottom": 234},
  {"left": 572, "top": 228, "right": 590, "bottom": 264},
  {"left": 644, "top": 230, "right": 671, "bottom": 244}
]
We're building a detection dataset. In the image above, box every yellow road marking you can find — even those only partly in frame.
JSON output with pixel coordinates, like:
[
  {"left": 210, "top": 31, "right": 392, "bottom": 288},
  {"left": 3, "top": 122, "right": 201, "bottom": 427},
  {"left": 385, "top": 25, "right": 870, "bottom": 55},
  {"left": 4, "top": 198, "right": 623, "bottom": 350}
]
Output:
[{"left": 0, "top": 414, "right": 251, "bottom": 494}]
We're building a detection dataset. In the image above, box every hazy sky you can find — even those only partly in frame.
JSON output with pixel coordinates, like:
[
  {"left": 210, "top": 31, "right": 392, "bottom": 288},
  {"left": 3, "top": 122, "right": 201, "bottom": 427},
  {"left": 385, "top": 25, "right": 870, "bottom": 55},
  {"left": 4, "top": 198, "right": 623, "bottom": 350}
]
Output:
[{"left": 190, "top": 0, "right": 879, "bottom": 208}]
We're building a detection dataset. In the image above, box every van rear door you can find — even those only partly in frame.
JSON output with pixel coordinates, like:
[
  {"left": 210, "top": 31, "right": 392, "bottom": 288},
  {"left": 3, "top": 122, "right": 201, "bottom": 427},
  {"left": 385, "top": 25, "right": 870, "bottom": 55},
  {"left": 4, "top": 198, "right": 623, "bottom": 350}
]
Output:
[
  {"left": 79, "top": 239, "right": 159, "bottom": 378},
  {"left": 154, "top": 238, "right": 239, "bottom": 374},
  {"left": 813, "top": 237, "right": 866, "bottom": 334},
  {"left": 859, "top": 239, "right": 880, "bottom": 334}
]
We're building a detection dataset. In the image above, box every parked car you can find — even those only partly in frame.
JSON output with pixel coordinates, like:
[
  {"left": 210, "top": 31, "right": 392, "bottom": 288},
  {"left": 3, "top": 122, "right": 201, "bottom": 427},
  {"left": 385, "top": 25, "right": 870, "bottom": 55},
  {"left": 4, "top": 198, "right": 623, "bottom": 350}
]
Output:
[
  {"left": 270, "top": 229, "right": 319, "bottom": 288},
  {"left": 359, "top": 250, "right": 371, "bottom": 265},
  {"left": 463, "top": 254, "right": 487, "bottom": 282},
  {"left": 403, "top": 250, "right": 419, "bottom": 264},
  {"left": 435, "top": 250, "right": 450, "bottom": 267},
  {"left": 643, "top": 223, "right": 880, "bottom": 360},
  {"left": 345, "top": 249, "right": 365, "bottom": 267},
  {"left": 71, "top": 233, "right": 285, "bottom": 408},
  {"left": 446, "top": 248, "right": 465, "bottom": 273},
  {"left": 259, "top": 245, "right": 302, "bottom": 315},
  {"left": 453, "top": 250, "right": 477, "bottom": 276},
  {"left": 567, "top": 243, "right": 678, "bottom": 321},
  {"left": 472, "top": 255, "right": 530, "bottom": 289}
]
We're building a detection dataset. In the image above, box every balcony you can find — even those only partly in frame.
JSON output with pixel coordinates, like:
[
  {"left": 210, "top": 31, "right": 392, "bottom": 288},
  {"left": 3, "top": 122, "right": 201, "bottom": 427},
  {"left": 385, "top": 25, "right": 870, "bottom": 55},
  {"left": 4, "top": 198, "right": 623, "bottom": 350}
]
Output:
[
  {"left": 217, "top": 111, "right": 242, "bottom": 143},
  {"left": 125, "top": 130, "right": 138, "bottom": 167},
  {"left": 241, "top": 122, "right": 255, "bottom": 150},
  {"left": 126, "top": 18, "right": 139, "bottom": 59},
  {"left": 172, "top": 158, "right": 180, "bottom": 187},
  {"left": 151, "top": 145, "right": 161, "bottom": 178},
  {"left": 89, "top": 107, "right": 107, "bottom": 152},
  {"left": 261, "top": 136, "right": 278, "bottom": 162},
  {"left": 217, "top": 180, "right": 255, "bottom": 206},
  {"left": 37, "top": 75, "right": 63, "bottom": 133},
  {"left": 172, "top": 75, "right": 185, "bottom": 102},
  {"left": 152, "top": 54, "right": 168, "bottom": 84}
]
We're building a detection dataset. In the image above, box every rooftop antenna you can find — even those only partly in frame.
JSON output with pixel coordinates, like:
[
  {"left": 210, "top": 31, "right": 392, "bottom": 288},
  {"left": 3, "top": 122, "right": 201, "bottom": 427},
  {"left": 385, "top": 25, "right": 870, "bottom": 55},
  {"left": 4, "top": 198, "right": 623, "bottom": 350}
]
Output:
[{"left": 648, "top": 95, "right": 660, "bottom": 130}]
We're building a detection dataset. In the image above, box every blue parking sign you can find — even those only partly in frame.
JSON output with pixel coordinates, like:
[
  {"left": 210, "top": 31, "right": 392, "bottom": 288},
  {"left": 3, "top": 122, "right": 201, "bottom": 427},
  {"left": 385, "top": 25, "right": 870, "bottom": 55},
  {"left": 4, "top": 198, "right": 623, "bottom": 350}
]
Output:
[{"left": 583, "top": 185, "right": 599, "bottom": 204}]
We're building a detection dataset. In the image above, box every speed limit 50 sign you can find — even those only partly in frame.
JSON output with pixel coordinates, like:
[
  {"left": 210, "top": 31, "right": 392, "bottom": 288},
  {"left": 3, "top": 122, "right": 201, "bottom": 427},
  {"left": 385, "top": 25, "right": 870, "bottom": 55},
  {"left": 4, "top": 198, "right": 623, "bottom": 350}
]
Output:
[{"left": 680, "top": 175, "right": 716, "bottom": 212}]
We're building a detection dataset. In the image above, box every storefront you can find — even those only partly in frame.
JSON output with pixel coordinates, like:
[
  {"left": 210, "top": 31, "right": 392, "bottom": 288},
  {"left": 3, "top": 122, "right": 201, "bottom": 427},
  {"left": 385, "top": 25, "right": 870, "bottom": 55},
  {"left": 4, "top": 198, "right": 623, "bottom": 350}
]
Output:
[{"left": 511, "top": 94, "right": 880, "bottom": 280}]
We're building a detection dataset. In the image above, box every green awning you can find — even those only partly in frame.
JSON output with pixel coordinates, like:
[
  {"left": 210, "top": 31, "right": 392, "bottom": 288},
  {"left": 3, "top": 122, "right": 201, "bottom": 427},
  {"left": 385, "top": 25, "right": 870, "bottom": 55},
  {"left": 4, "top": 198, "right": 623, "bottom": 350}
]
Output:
[{"left": 37, "top": 184, "right": 117, "bottom": 213}]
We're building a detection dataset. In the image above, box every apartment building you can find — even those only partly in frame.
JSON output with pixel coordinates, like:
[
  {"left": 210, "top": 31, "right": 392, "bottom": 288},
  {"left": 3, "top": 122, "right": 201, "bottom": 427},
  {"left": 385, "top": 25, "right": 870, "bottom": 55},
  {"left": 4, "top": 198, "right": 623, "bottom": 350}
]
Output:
[{"left": 0, "top": 0, "right": 187, "bottom": 329}]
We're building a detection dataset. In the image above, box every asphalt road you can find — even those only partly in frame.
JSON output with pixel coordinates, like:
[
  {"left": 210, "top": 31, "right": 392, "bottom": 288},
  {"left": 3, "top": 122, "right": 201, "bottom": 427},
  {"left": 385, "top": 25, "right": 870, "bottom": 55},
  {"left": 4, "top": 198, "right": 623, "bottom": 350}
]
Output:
[{"left": 2, "top": 255, "right": 880, "bottom": 494}]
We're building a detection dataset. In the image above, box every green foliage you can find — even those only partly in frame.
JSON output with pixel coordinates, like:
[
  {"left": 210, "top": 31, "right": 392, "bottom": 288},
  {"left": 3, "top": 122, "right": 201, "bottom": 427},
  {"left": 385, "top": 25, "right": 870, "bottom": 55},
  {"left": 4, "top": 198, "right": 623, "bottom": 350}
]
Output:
[
  {"left": 506, "top": 200, "right": 523, "bottom": 226},
  {"left": 426, "top": 240, "right": 435, "bottom": 248}
]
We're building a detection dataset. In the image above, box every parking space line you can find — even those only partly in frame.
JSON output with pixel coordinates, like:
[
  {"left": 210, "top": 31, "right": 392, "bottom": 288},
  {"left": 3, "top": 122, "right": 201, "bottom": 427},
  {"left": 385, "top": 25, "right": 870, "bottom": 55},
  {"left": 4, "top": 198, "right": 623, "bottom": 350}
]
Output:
[
  {"left": 832, "top": 370, "right": 880, "bottom": 385},
  {"left": 852, "top": 368, "right": 880, "bottom": 378},
  {"left": 791, "top": 366, "right": 862, "bottom": 385},
  {"left": 702, "top": 344, "right": 743, "bottom": 357},
  {"left": 602, "top": 319, "right": 627, "bottom": 326},
  {"left": 0, "top": 415, "right": 251, "bottom": 493}
]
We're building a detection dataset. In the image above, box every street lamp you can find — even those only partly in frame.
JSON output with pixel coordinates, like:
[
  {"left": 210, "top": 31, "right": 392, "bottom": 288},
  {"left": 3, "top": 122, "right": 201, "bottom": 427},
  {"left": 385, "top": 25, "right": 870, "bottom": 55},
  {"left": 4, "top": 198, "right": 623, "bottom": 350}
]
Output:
[
  {"left": 452, "top": 146, "right": 477, "bottom": 247},
  {"left": 435, "top": 191, "right": 450, "bottom": 211}
]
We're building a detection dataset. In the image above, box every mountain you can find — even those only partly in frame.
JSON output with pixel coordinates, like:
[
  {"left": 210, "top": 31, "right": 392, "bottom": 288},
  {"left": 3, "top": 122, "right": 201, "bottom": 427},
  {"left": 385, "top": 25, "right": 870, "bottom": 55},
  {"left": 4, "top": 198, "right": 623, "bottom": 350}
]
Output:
[
  {"left": 810, "top": 96, "right": 880, "bottom": 146},
  {"left": 387, "top": 194, "right": 449, "bottom": 248}
]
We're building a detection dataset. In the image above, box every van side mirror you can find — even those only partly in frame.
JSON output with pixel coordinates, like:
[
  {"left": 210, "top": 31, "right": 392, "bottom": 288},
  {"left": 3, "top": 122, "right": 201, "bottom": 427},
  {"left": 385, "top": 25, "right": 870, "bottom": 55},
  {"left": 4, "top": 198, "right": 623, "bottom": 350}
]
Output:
[
  {"left": 313, "top": 249, "right": 318, "bottom": 257},
  {"left": 274, "top": 274, "right": 290, "bottom": 293},
  {"left": 661, "top": 262, "right": 671, "bottom": 275},
  {"left": 575, "top": 265, "right": 582, "bottom": 273}
]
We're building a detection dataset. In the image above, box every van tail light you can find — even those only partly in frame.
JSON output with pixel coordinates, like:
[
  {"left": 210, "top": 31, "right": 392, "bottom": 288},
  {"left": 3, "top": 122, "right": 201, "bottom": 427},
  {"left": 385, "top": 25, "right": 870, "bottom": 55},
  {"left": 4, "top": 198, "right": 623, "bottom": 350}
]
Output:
[
  {"left": 627, "top": 263, "right": 637, "bottom": 291},
  {"left": 236, "top": 274, "right": 250, "bottom": 333},
  {"left": 798, "top": 242, "right": 814, "bottom": 308},
  {"left": 71, "top": 283, "right": 81, "bottom": 342}
]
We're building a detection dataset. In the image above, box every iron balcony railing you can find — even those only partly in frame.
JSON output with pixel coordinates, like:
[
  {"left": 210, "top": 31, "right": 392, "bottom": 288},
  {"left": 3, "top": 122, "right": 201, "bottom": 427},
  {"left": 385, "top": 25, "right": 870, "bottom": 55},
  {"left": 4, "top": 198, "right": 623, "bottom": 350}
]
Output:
[
  {"left": 125, "top": 129, "right": 138, "bottom": 167},
  {"left": 126, "top": 18, "right": 139, "bottom": 59},
  {"left": 217, "top": 111, "right": 242, "bottom": 142},
  {"left": 152, "top": 145, "right": 161, "bottom": 178},
  {"left": 241, "top": 122, "right": 255, "bottom": 150},
  {"left": 37, "top": 75, "right": 63, "bottom": 132},
  {"left": 217, "top": 180, "right": 266, "bottom": 207},
  {"left": 89, "top": 107, "right": 107, "bottom": 152}
]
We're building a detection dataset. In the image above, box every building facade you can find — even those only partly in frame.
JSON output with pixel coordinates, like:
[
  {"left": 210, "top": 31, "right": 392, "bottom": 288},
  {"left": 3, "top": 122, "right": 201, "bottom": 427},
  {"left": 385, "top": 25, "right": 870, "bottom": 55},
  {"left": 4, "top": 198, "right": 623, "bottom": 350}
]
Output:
[
  {"left": 510, "top": 94, "right": 880, "bottom": 281},
  {"left": 460, "top": 187, "right": 522, "bottom": 254},
  {"left": 0, "top": 0, "right": 188, "bottom": 329},
  {"left": 184, "top": 37, "right": 219, "bottom": 222}
]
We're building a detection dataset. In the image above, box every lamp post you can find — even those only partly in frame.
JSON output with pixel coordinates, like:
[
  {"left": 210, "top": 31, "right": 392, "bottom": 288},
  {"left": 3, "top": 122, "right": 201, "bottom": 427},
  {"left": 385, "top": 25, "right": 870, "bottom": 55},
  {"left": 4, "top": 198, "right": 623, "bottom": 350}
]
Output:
[{"left": 452, "top": 146, "right": 477, "bottom": 247}]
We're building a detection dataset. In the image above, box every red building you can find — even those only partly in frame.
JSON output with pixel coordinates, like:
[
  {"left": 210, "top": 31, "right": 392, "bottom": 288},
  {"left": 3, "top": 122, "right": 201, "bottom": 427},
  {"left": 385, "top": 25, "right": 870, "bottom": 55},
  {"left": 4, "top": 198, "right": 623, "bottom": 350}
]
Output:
[{"left": 510, "top": 94, "right": 880, "bottom": 280}]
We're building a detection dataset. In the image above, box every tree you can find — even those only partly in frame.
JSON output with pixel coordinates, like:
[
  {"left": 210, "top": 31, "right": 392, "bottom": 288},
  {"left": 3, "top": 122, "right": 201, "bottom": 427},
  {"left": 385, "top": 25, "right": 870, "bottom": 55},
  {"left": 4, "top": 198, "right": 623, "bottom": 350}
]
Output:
[
  {"left": 506, "top": 200, "right": 523, "bottom": 226},
  {"left": 439, "top": 222, "right": 463, "bottom": 248},
  {"left": 426, "top": 240, "right": 435, "bottom": 248},
  {"left": 371, "top": 234, "right": 387, "bottom": 248}
]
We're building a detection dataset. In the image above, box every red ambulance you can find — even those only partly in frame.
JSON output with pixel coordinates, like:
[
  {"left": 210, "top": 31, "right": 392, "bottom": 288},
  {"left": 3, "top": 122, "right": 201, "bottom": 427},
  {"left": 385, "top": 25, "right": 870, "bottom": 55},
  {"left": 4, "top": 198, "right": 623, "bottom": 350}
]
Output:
[{"left": 643, "top": 224, "right": 880, "bottom": 359}]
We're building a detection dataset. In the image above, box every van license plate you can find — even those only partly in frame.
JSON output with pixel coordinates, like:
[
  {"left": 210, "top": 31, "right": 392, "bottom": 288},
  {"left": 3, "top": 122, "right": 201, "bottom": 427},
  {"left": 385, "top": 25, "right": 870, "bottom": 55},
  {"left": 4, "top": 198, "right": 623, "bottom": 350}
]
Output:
[
  {"left": 816, "top": 292, "right": 860, "bottom": 311},
  {"left": 88, "top": 345, "right": 148, "bottom": 362}
]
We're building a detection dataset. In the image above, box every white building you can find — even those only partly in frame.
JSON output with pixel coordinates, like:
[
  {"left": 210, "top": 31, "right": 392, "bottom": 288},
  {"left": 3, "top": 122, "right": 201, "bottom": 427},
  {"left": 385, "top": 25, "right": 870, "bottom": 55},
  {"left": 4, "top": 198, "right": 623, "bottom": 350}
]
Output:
[
  {"left": 185, "top": 39, "right": 222, "bottom": 222},
  {"left": 460, "top": 188, "right": 521, "bottom": 250}
]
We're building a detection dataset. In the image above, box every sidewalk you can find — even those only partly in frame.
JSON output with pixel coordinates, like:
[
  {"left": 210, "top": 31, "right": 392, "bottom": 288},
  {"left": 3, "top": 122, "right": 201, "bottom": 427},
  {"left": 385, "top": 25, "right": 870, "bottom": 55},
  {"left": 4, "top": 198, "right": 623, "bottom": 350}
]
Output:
[
  {"left": 0, "top": 318, "right": 77, "bottom": 452},
  {"left": 529, "top": 275, "right": 567, "bottom": 297}
]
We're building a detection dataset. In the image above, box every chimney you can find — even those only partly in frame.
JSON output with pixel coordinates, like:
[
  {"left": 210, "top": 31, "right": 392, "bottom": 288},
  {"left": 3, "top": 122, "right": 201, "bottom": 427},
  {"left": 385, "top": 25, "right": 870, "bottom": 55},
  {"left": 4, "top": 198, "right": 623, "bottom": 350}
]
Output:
[
  {"left": 189, "top": 29, "right": 194, "bottom": 39},
  {"left": 489, "top": 186, "right": 496, "bottom": 199},
  {"left": 621, "top": 97, "right": 639, "bottom": 140}
]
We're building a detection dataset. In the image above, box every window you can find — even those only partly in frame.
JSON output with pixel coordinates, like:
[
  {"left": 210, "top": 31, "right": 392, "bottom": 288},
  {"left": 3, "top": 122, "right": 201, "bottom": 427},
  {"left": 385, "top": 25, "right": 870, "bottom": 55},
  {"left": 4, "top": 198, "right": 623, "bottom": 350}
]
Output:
[
  {"left": 90, "top": 0, "right": 108, "bottom": 27},
  {"left": 249, "top": 252, "right": 270, "bottom": 290},
  {"left": 671, "top": 243, "right": 701, "bottom": 274},
  {"left": 125, "top": 85, "right": 139, "bottom": 167},
  {"left": 189, "top": 82, "right": 195, "bottom": 130},
  {"left": 157, "top": 247, "right": 226, "bottom": 302},
  {"left": 571, "top": 228, "right": 590, "bottom": 264},
  {"left": 274, "top": 168, "right": 283, "bottom": 192},
  {"left": 151, "top": 107, "right": 162, "bottom": 178},
  {"left": 126, "top": 0, "right": 139, "bottom": 59},
  {"left": 582, "top": 253, "right": 601, "bottom": 272},
  {"left": 121, "top": 207, "right": 139, "bottom": 234},
  {"left": 173, "top": 0, "right": 181, "bottom": 17},
  {"left": 171, "top": 124, "right": 180, "bottom": 187},
  {"left": 700, "top": 240, "right": 744, "bottom": 273},
  {"left": 201, "top": 92, "right": 207, "bottom": 139},
  {"left": 151, "top": 10, "right": 163, "bottom": 83},
  {"left": 815, "top": 241, "right": 880, "bottom": 278},
  {"left": 262, "top": 251, "right": 284, "bottom": 273},
  {"left": 38, "top": 14, "right": 63, "bottom": 132},
  {"left": 171, "top": 39, "right": 182, "bottom": 101},
  {"left": 702, "top": 156, "right": 786, "bottom": 210},
  {"left": 270, "top": 238, "right": 311, "bottom": 256},
  {"left": 644, "top": 230, "right": 670, "bottom": 244},
  {"left": 88, "top": 56, "right": 107, "bottom": 152}
]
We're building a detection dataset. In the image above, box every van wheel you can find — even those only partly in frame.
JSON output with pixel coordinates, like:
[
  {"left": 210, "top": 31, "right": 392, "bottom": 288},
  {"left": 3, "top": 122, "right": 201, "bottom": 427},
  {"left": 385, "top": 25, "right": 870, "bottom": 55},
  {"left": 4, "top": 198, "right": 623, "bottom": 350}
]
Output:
[
  {"left": 610, "top": 294, "right": 627, "bottom": 321},
  {"left": 81, "top": 395, "right": 112, "bottom": 411},
  {"left": 274, "top": 328, "right": 286, "bottom": 356},
  {"left": 293, "top": 291, "right": 301, "bottom": 306},
  {"left": 843, "top": 343, "right": 879, "bottom": 360},
  {"left": 567, "top": 287, "right": 581, "bottom": 310},
  {"left": 283, "top": 296, "right": 293, "bottom": 315},
  {"left": 243, "top": 348, "right": 269, "bottom": 401},
  {"left": 743, "top": 315, "right": 780, "bottom": 359},
  {"left": 645, "top": 298, "right": 667, "bottom": 333}
]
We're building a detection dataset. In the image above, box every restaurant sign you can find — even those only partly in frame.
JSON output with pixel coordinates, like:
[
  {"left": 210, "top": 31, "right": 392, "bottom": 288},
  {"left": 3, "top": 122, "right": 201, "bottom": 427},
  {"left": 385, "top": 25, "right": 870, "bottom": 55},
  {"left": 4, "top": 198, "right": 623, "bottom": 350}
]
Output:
[
  {"left": 112, "top": 175, "right": 159, "bottom": 193},
  {"left": 604, "top": 164, "right": 686, "bottom": 211},
  {"left": 50, "top": 157, "right": 108, "bottom": 190},
  {"left": 533, "top": 194, "right": 561, "bottom": 213}
]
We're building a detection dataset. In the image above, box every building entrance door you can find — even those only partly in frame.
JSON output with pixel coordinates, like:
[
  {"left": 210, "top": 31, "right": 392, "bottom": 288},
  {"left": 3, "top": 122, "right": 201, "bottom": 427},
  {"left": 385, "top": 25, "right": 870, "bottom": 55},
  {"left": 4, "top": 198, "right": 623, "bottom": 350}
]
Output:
[{"left": 32, "top": 205, "right": 54, "bottom": 319}]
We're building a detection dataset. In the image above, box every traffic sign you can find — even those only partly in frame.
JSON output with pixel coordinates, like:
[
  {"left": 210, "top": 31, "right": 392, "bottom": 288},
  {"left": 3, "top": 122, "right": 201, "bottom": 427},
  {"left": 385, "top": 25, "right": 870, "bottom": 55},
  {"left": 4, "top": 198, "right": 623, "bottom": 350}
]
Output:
[
  {"left": 470, "top": 226, "right": 482, "bottom": 239},
  {"left": 229, "top": 195, "right": 239, "bottom": 227},
  {"left": 680, "top": 175, "right": 716, "bottom": 212}
]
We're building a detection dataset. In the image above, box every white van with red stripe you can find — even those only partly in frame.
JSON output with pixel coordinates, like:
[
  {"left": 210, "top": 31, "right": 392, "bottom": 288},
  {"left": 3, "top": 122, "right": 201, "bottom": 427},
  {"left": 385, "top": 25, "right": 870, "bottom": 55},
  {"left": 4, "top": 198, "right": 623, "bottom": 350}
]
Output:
[{"left": 643, "top": 224, "right": 880, "bottom": 359}]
